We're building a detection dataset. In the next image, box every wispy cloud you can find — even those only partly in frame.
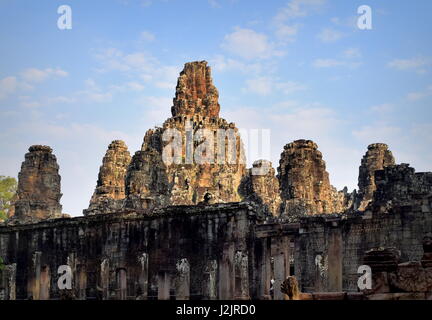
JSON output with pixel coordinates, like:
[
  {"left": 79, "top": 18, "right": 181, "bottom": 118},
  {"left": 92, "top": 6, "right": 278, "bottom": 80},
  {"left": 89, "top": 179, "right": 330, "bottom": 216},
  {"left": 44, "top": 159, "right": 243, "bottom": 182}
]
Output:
[
  {"left": 317, "top": 27, "right": 344, "bottom": 43},
  {"left": 388, "top": 56, "right": 431, "bottom": 74},
  {"left": 0, "top": 76, "right": 17, "bottom": 100},
  {"left": 20, "top": 67, "right": 68, "bottom": 83},
  {"left": 272, "top": 0, "right": 327, "bottom": 43},
  {"left": 406, "top": 85, "right": 432, "bottom": 101},
  {"left": 221, "top": 27, "right": 284, "bottom": 60},
  {"left": 140, "top": 30, "right": 155, "bottom": 42},
  {"left": 243, "top": 77, "right": 306, "bottom": 96}
]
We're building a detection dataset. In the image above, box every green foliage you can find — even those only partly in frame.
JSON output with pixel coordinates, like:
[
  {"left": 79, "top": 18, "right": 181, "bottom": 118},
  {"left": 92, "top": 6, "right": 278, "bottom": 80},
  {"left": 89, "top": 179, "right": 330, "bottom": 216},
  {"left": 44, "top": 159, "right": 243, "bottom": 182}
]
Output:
[
  {"left": 0, "top": 176, "right": 17, "bottom": 220},
  {"left": 0, "top": 257, "right": 4, "bottom": 271}
]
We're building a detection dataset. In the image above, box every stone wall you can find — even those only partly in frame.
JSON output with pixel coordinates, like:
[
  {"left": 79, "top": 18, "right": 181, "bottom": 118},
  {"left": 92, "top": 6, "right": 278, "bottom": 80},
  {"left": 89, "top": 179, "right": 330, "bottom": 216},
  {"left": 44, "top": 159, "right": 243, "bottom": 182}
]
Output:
[{"left": 0, "top": 203, "right": 261, "bottom": 300}]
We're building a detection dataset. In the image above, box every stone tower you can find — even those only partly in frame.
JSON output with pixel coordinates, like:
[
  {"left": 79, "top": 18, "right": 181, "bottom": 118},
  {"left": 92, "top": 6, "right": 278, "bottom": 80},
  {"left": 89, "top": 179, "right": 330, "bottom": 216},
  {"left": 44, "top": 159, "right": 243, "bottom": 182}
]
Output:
[
  {"left": 84, "top": 140, "right": 131, "bottom": 215},
  {"left": 277, "top": 140, "right": 344, "bottom": 215},
  {"left": 357, "top": 143, "right": 395, "bottom": 210},
  {"left": 124, "top": 61, "right": 246, "bottom": 211},
  {"left": 13, "top": 145, "right": 62, "bottom": 222},
  {"left": 239, "top": 160, "right": 281, "bottom": 216}
]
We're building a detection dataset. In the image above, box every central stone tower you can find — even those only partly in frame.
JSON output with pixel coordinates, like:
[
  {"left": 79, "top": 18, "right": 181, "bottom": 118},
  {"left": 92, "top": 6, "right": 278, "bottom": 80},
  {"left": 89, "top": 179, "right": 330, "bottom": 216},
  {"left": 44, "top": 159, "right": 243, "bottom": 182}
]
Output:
[{"left": 124, "top": 61, "right": 246, "bottom": 211}]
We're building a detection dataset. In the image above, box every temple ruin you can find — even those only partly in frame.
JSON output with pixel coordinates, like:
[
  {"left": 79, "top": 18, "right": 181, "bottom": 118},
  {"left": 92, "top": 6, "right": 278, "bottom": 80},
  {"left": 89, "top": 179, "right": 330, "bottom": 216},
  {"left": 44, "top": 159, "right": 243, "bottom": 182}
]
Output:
[{"left": 0, "top": 61, "right": 431, "bottom": 300}]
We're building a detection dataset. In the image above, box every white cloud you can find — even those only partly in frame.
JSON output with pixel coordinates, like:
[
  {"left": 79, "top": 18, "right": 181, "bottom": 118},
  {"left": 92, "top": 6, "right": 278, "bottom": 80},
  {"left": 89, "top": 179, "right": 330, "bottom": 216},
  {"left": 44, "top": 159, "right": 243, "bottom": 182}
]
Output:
[
  {"left": 110, "top": 81, "right": 146, "bottom": 92},
  {"left": 140, "top": 30, "right": 155, "bottom": 42},
  {"left": 273, "top": 0, "right": 326, "bottom": 23},
  {"left": 221, "top": 27, "right": 284, "bottom": 60},
  {"left": 20, "top": 68, "right": 68, "bottom": 83},
  {"left": 312, "top": 58, "right": 345, "bottom": 68},
  {"left": 276, "top": 81, "right": 307, "bottom": 94},
  {"left": 343, "top": 48, "right": 361, "bottom": 59},
  {"left": 210, "top": 55, "right": 266, "bottom": 75},
  {"left": 369, "top": 103, "right": 394, "bottom": 114},
  {"left": 387, "top": 57, "right": 431, "bottom": 74},
  {"left": 243, "top": 77, "right": 306, "bottom": 96},
  {"left": 312, "top": 58, "right": 360, "bottom": 69},
  {"left": 93, "top": 48, "right": 179, "bottom": 90},
  {"left": 208, "top": 0, "right": 220, "bottom": 8},
  {"left": 406, "top": 85, "right": 432, "bottom": 101},
  {"left": 317, "top": 28, "right": 344, "bottom": 43},
  {"left": 272, "top": 0, "right": 326, "bottom": 42},
  {"left": 275, "top": 24, "right": 300, "bottom": 43},
  {"left": 0, "top": 76, "right": 17, "bottom": 99}
]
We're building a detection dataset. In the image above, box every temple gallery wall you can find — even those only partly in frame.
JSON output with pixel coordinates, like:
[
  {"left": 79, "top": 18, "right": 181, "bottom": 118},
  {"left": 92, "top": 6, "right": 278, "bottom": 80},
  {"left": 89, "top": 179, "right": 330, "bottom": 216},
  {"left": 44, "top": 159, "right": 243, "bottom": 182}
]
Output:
[{"left": 1, "top": 61, "right": 431, "bottom": 300}]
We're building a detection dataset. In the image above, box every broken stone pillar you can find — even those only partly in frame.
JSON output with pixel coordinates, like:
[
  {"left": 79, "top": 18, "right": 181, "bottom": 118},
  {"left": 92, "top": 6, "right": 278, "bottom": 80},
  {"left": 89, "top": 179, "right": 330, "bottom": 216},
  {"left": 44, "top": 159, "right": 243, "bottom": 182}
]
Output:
[
  {"left": 84, "top": 140, "right": 131, "bottom": 215},
  {"left": 234, "top": 251, "right": 249, "bottom": 299},
  {"left": 1, "top": 263, "right": 16, "bottom": 300},
  {"left": 175, "top": 258, "right": 190, "bottom": 300},
  {"left": 218, "top": 242, "right": 235, "bottom": 300},
  {"left": 357, "top": 143, "right": 395, "bottom": 210},
  {"left": 327, "top": 227, "right": 342, "bottom": 292},
  {"left": 277, "top": 140, "right": 344, "bottom": 215},
  {"left": 239, "top": 160, "right": 282, "bottom": 216},
  {"left": 13, "top": 146, "right": 62, "bottom": 223},
  {"left": 157, "top": 272, "right": 171, "bottom": 300},
  {"left": 138, "top": 253, "right": 149, "bottom": 299},
  {"left": 40, "top": 265, "right": 50, "bottom": 300},
  {"left": 203, "top": 260, "right": 217, "bottom": 300}
]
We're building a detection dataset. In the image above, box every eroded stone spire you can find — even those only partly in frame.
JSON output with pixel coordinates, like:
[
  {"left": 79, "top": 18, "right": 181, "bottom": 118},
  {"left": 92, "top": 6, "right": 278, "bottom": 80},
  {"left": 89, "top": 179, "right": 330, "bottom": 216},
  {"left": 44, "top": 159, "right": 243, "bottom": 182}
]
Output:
[
  {"left": 240, "top": 160, "right": 281, "bottom": 216},
  {"left": 171, "top": 61, "right": 220, "bottom": 118},
  {"left": 357, "top": 143, "right": 395, "bottom": 210},
  {"left": 124, "top": 61, "right": 245, "bottom": 212},
  {"left": 277, "top": 140, "right": 344, "bottom": 215},
  {"left": 12, "top": 145, "right": 62, "bottom": 222},
  {"left": 84, "top": 140, "right": 131, "bottom": 215}
]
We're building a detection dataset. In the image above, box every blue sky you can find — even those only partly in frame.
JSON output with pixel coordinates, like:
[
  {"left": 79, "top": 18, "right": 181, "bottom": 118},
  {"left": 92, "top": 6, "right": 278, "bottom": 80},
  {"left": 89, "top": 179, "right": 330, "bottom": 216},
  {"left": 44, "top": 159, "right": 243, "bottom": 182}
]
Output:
[{"left": 1, "top": 0, "right": 431, "bottom": 216}]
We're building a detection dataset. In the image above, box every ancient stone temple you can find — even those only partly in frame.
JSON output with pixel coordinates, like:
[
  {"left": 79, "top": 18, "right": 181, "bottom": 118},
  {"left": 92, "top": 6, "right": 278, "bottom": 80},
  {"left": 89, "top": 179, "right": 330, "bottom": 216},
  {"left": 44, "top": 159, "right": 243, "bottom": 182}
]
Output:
[
  {"left": 0, "top": 61, "right": 432, "bottom": 300},
  {"left": 239, "top": 160, "right": 281, "bottom": 216},
  {"left": 357, "top": 143, "right": 395, "bottom": 211},
  {"left": 84, "top": 140, "right": 131, "bottom": 215},
  {"left": 277, "top": 140, "right": 345, "bottom": 215},
  {"left": 124, "top": 61, "right": 246, "bottom": 212},
  {"left": 9, "top": 145, "right": 63, "bottom": 224}
]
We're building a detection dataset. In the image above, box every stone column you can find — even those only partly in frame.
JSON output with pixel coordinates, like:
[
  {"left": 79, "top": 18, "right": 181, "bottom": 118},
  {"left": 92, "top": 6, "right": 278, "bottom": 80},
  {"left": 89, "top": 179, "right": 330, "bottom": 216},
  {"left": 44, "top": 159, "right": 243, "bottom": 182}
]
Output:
[
  {"left": 157, "top": 272, "right": 171, "bottom": 300},
  {"left": 258, "top": 238, "right": 271, "bottom": 300},
  {"left": 100, "top": 259, "right": 110, "bottom": 300},
  {"left": 138, "top": 253, "right": 149, "bottom": 300},
  {"left": 28, "top": 251, "right": 42, "bottom": 300},
  {"left": 272, "top": 248, "right": 285, "bottom": 300},
  {"left": 203, "top": 260, "right": 217, "bottom": 300},
  {"left": 218, "top": 242, "right": 235, "bottom": 300},
  {"left": 283, "top": 236, "right": 291, "bottom": 278},
  {"left": 234, "top": 251, "right": 249, "bottom": 299},
  {"left": 77, "top": 265, "right": 87, "bottom": 300},
  {"left": 2, "top": 263, "right": 16, "bottom": 300},
  {"left": 175, "top": 258, "right": 190, "bottom": 300},
  {"left": 40, "top": 265, "right": 50, "bottom": 300},
  {"left": 117, "top": 269, "right": 127, "bottom": 300},
  {"left": 328, "top": 228, "right": 343, "bottom": 292}
]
